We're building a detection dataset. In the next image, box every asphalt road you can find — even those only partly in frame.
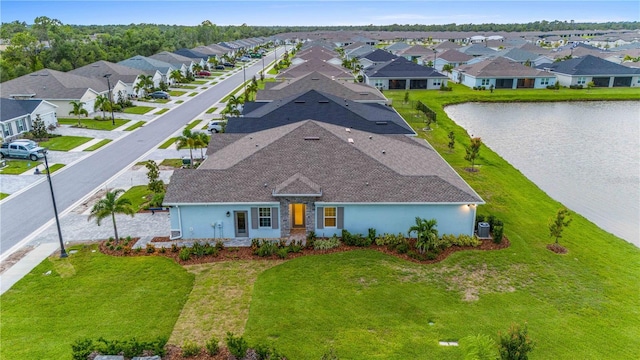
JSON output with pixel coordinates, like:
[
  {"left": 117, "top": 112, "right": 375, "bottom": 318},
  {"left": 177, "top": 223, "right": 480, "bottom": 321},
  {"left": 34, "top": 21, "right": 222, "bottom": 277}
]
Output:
[{"left": 0, "top": 49, "right": 280, "bottom": 257}]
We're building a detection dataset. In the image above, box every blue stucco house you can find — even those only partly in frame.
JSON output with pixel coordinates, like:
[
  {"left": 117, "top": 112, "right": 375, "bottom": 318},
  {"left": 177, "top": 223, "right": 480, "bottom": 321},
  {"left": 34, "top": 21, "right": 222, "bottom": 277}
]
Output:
[{"left": 163, "top": 120, "right": 484, "bottom": 241}]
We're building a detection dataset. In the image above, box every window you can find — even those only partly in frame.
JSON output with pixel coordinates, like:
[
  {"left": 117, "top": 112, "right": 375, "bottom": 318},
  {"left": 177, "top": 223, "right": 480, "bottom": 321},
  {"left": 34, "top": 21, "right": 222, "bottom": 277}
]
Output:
[
  {"left": 17, "top": 119, "right": 25, "bottom": 132},
  {"left": 324, "top": 207, "right": 337, "bottom": 227},
  {"left": 2, "top": 123, "right": 13, "bottom": 137},
  {"left": 374, "top": 80, "right": 384, "bottom": 88},
  {"left": 258, "top": 207, "right": 271, "bottom": 228},
  {"left": 577, "top": 77, "right": 586, "bottom": 85},
  {"left": 481, "top": 79, "right": 491, "bottom": 86},
  {"left": 540, "top": 78, "right": 550, "bottom": 85},
  {"left": 433, "top": 79, "right": 442, "bottom": 86}
]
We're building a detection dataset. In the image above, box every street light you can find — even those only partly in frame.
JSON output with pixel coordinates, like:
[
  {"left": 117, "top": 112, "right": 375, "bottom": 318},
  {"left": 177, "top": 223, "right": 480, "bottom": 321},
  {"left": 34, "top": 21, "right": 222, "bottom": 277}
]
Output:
[
  {"left": 433, "top": 49, "right": 438, "bottom": 69},
  {"left": 103, "top": 73, "right": 116, "bottom": 126},
  {"left": 43, "top": 150, "right": 67, "bottom": 258},
  {"left": 243, "top": 64, "right": 246, "bottom": 100}
]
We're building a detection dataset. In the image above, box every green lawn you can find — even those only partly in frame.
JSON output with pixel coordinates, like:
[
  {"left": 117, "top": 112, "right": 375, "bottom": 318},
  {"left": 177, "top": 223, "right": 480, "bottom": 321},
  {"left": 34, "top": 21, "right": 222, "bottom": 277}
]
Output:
[
  {"left": 0, "top": 159, "right": 42, "bottom": 174},
  {"left": 120, "top": 185, "right": 154, "bottom": 211},
  {"left": 46, "top": 163, "right": 65, "bottom": 173},
  {"left": 123, "top": 106, "right": 154, "bottom": 115},
  {"left": 175, "top": 100, "right": 184, "bottom": 104},
  {"left": 190, "top": 80, "right": 208, "bottom": 85},
  {"left": 0, "top": 245, "right": 194, "bottom": 359},
  {"left": 124, "top": 121, "right": 145, "bottom": 131},
  {"left": 155, "top": 108, "right": 169, "bottom": 115},
  {"left": 0, "top": 192, "right": 9, "bottom": 200},
  {"left": 57, "top": 118, "right": 129, "bottom": 130},
  {"left": 188, "top": 92, "right": 198, "bottom": 97},
  {"left": 176, "top": 85, "right": 197, "bottom": 89},
  {"left": 168, "top": 90, "right": 186, "bottom": 97},
  {"left": 185, "top": 120, "right": 201, "bottom": 130},
  {"left": 160, "top": 158, "right": 183, "bottom": 168},
  {"left": 40, "top": 136, "right": 92, "bottom": 151},
  {"left": 158, "top": 137, "right": 177, "bottom": 149},
  {"left": 83, "top": 139, "right": 112, "bottom": 151}
]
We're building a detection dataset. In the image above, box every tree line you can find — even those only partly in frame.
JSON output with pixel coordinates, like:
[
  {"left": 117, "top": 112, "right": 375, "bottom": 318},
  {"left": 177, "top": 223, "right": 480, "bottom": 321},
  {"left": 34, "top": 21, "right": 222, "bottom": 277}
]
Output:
[{"left": 1, "top": 17, "right": 637, "bottom": 83}]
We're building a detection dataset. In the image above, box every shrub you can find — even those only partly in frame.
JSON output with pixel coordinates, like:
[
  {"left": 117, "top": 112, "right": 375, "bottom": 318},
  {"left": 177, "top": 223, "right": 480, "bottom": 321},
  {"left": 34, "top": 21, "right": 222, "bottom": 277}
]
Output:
[
  {"left": 255, "top": 240, "right": 279, "bottom": 257},
  {"left": 71, "top": 338, "right": 93, "bottom": 360},
  {"left": 499, "top": 323, "right": 535, "bottom": 360},
  {"left": 145, "top": 243, "right": 156, "bottom": 254},
  {"left": 395, "top": 242, "right": 409, "bottom": 254},
  {"left": 276, "top": 247, "right": 289, "bottom": 259},
  {"left": 192, "top": 242, "right": 206, "bottom": 257},
  {"left": 181, "top": 339, "right": 200, "bottom": 357},
  {"left": 455, "top": 234, "right": 481, "bottom": 247},
  {"left": 254, "top": 343, "right": 286, "bottom": 360},
  {"left": 171, "top": 243, "right": 179, "bottom": 253},
  {"left": 438, "top": 234, "right": 457, "bottom": 249},
  {"left": 493, "top": 223, "right": 505, "bottom": 244},
  {"left": 367, "top": 228, "right": 377, "bottom": 243},
  {"left": 215, "top": 240, "right": 225, "bottom": 251},
  {"left": 205, "top": 336, "right": 219, "bottom": 356},
  {"left": 158, "top": 246, "right": 166, "bottom": 254},
  {"left": 179, "top": 247, "right": 191, "bottom": 261},
  {"left": 306, "top": 230, "right": 317, "bottom": 243},
  {"left": 225, "top": 332, "right": 248, "bottom": 359},
  {"left": 314, "top": 235, "right": 341, "bottom": 250},
  {"left": 203, "top": 243, "right": 218, "bottom": 256},
  {"left": 287, "top": 240, "right": 303, "bottom": 253},
  {"left": 109, "top": 245, "right": 115, "bottom": 251},
  {"left": 342, "top": 229, "right": 371, "bottom": 247},
  {"left": 115, "top": 245, "right": 123, "bottom": 251}
]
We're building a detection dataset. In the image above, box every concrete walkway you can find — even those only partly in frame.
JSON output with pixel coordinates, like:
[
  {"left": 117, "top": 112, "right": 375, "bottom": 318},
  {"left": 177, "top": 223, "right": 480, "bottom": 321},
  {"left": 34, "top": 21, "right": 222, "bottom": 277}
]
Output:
[{"left": 0, "top": 242, "right": 59, "bottom": 293}]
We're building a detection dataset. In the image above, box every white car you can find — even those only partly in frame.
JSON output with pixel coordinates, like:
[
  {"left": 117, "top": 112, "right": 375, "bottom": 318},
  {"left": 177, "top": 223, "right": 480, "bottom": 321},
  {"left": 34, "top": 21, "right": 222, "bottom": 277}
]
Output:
[{"left": 207, "top": 120, "right": 226, "bottom": 133}]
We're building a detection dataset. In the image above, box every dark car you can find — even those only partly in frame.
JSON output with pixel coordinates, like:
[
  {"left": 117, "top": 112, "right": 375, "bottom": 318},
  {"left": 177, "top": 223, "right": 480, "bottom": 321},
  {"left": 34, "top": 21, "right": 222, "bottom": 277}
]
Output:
[
  {"left": 149, "top": 91, "right": 170, "bottom": 99},
  {"left": 223, "top": 62, "right": 235, "bottom": 68},
  {"left": 215, "top": 65, "right": 225, "bottom": 70}
]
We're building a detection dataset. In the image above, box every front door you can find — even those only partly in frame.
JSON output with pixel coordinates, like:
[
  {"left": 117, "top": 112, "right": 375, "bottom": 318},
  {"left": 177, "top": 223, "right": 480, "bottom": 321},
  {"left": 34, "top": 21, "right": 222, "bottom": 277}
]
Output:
[
  {"left": 234, "top": 211, "right": 248, "bottom": 237},
  {"left": 291, "top": 204, "right": 306, "bottom": 228}
]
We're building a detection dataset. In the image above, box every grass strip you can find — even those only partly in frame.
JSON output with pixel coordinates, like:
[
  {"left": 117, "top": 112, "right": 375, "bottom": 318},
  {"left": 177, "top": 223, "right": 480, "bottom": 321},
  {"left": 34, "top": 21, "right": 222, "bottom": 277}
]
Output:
[
  {"left": 205, "top": 107, "right": 218, "bottom": 114},
  {"left": 158, "top": 137, "right": 177, "bottom": 149},
  {"left": 120, "top": 185, "right": 154, "bottom": 211},
  {"left": 0, "top": 192, "right": 9, "bottom": 200},
  {"left": 40, "top": 136, "right": 92, "bottom": 151},
  {"left": 160, "top": 158, "right": 183, "bottom": 168},
  {"left": 155, "top": 108, "right": 169, "bottom": 115},
  {"left": 123, "top": 106, "right": 154, "bottom": 115},
  {"left": 168, "top": 90, "right": 186, "bottom": 97},
  {"left": 123, "top": 121, "right": 145, "bottom": 131},
  {"left": 0, "top": 159, "right": 42, "bottom": 174},
  {"left": 188, "top": 92, "right": 198, "bottom": 97},
  {"left": 83, "top": 139, "right": 112, "bottom": 151},
  {"left": 185, "top": 120, "right": 201, "bottom": 130},
  {"left": 57, "top": 118, "right": 128, "bottom": 131}
]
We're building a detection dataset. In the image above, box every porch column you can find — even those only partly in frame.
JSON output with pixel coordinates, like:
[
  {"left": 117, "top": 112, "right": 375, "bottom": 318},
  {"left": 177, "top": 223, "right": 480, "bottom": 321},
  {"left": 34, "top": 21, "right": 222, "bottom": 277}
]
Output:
[{"left": 279, "top": 199, "right": 291, "bottom": 237}]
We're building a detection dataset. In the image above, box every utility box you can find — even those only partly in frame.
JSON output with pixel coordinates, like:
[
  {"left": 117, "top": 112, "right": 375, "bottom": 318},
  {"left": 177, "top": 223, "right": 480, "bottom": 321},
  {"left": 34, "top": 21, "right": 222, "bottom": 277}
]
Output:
[
  {"left": 477, "top": 222, "right": 490, "bottom": 238},
  {"left": 181, "top": 157, "right": 191, "bottom": 167}
]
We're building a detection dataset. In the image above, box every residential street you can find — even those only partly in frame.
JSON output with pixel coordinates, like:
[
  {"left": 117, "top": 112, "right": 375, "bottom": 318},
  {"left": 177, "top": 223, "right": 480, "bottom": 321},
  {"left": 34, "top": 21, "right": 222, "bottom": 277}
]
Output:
[{"left": 0, "top": 49, "right": 280, "bottom": 258}]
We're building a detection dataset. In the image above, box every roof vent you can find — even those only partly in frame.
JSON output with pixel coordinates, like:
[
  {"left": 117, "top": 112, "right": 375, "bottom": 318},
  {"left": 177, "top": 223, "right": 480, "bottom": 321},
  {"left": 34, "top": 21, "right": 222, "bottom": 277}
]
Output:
[
  {"left": 345, "top": 128, "right": 351, "bottom": 132},
  {"left": 376, "top": 121, "right": 388, "bottom": 125},
  {"left": 318, "top": 100, "right": 329, "bottom": 103},
  {"left": 294, "top": 100, "right": 306, "bottom": 103},
  {"left": 382, "top": 150, "right": 386, "bottom": 154},
  {"left": 369, "top": 136, "right": 373, "bottom": 139},
  {"left": 348, "top": 138, "right": 354, "bottom": 144},
  {"left": 304, "top": 136, "right": 320, "bottom": 140}
]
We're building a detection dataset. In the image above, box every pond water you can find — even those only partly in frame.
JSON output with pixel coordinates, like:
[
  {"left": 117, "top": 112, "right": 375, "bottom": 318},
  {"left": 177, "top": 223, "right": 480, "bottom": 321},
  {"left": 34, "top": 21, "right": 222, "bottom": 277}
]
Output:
[{"left": 445, "top": 101, "right": 640, "bottom": 247}]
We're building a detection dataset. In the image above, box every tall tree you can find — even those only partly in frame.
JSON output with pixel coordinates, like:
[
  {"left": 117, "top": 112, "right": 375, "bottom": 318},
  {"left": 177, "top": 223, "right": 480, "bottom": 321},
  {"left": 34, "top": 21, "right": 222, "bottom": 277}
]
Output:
[
  {"left": 94, "top": 94, "right": 109, "bottom": 120},
  {"left": 87, "top": 188, "right": 135, "bottom": 242},
  {"left": 465, "top": 137, "right": 482, "bottom": 171},
  {"left": 169, "top": 69, "right": 184, "bottom": 85},
  {"left": 195, "top": 132, "right": 210, "bottom": 159},
  {"left": 68, "top": 100, "right": 88, "bottom": 127},
  {"left": 176, "top": 129, "right": 198, "bottom": 168},
  {"left": 549, "top": 207, "right": 572, "bottom": 245}
]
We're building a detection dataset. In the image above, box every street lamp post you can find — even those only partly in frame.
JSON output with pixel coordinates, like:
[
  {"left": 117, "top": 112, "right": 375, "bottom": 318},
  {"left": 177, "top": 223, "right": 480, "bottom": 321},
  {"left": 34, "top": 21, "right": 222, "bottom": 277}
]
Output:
[
  {"left": 433, "top": 49, "right": 438, "bottom": 69},
  {"left": 103, "top": 73, "right": 116, "bottom": 126},
  {"left": 243, "top": 65, "right": 246, "bottom": 100},
  {"left": 43, "top": 150, "right": 67, "bottom": 258}
]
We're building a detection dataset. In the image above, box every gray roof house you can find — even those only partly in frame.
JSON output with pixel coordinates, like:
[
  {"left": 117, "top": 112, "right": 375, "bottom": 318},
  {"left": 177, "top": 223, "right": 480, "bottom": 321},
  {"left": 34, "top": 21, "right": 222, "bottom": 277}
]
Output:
[
  {"left": 256, "top": 71, "right": 387, "bottom": 104},
  {"left": 357, "top": 49, "right": 398, "bottom": 69},
  {"left": 453, "top": 57, "right": 556, "bottom": 89},
  {"left": 433, "top": 49, "right": 473, "bottom": 72},
  {"left": 149, "top": 51, "right": 194, "bottom": 75},
  {"left": 69, "top": 60, "right": 141, "bottom": 102},
  {"left": 232, "top": 89, "right": 413, "bottom": 134},
  {"left": 458, "top": 44, "right": 498, "bottom": 57},
  {"left": 276, "top": 58, "right": 354, "bottom": 80},
  {"left": 117, "top": 55, "right": 175, "bottom": 87},
  {"left": 542, "top": 55, "right": 640, "bottom": 87},
  {"left": 396, "top": 45, "right": 437, "bottom": 65},
  {"left": 0, "top": 68, "right": 107, "bottom": 117},
  {"left": 0, "top": 98, "right": 58, "bottom": 141},
  {"left": 385, "top": 42, "right": 411, "bottom": 54},
  {"left": 164, "top": 120, "right": 483, "bottom": 240},
  {"left": 364, "top": 57, "right": 448, "bottom": 90}
]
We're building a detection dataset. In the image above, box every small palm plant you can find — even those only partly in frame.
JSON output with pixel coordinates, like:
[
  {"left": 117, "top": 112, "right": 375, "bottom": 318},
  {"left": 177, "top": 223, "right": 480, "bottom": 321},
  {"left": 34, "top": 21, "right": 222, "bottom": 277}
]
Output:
[
  {"left": 68, "top": 100, "right": 88, "bottom": 127},
  {"left": 88, "top": 188, "right": 135, "bottom": 243},
  {"left": 176, "top": 129, "right": 198, "bottom": 168},
  {"left": 408, "top": 217, "right": 439, "bottom": 254}
]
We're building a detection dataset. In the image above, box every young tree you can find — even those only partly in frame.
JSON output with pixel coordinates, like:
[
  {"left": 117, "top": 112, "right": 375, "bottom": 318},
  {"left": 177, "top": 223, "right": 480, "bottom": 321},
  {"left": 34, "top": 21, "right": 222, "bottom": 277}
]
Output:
[
  {"left": 145, "top": 160, "right": 164, "bottom": 194},
  {"left": 93, "top": 94, "right": 109, "bottom": 120},
  {"left": 408, "top": 217, "right": 439, "bottom": 254},
  {"left": 447, "top": 131, "right": 456, "bottom": 152},
  {"left": 31, "top": 114, "right": 48, "bottom": 140},
  {"left": 403, "top": 91, "right": 410, "bottom": 104},
  {"left": 549, "top": 207, "right": 572, "bottom": 244},
  {"left": 442, "top": 63, "right": 454, "bottom": 76},
  {"left": 169, "top": 69, "right": 184, "bottom": 85},
  {"left": 88, "top": 188, "right": 135, "bottom": 242},
  {"left": 195, "top": 132, "right": 210, "bottom": 160},
  {"left": 465, "top": 137, "right": 482, "bottom": 171},
  {"left": 68, "top": 100, "right": 88, "bottom": 127},
  {"left": 499, "top": 323, "right": 535, "bottom": 360},
  {"left": 176, "top": 129, "right": 198, "bottom": 168},
  {"left": 461, "top": 334, "right": 498, "bottom": 360}
]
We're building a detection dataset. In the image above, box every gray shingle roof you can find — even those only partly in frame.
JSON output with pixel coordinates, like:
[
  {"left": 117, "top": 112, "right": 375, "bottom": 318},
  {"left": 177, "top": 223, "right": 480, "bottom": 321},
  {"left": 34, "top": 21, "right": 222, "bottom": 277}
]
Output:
[
  {"left": 69, "top": 60, "right": 142, "bottom": 84},
  {"left": 149, "top": 51, "right": 194, "bottom": 68},
  {"left": 117, "top": 56, "right": 173, "bottom": 74},
  {"left": 0, "top": 68, "right": 107, "bottom": 99},
  {"left": 544, "top": 55, "right": 640, "bottom": 76},
  {"left": 165, "top": 121, "right": 483, "bottom": 204},
  {"left": 255, "top": 71, "right": 386, "bottom": 103},
  {"left": 437, "top": 49, "right": 474, "bottom": 62},
  {"left": 493, "top": 48, "right": 539, "bottom": 63},
  {"left": 457, "top": 57, "right": 547, "bottom": 77},
  {"left": 174, "top": 48, "right": 209, "bottom": 61},
  {"left": 276, "top": 58, "right": 354, "bottom": 80},
  {"left": 0, "top": 98, "right": 43, "bottom": 121},
  {"left": 458, "top": 44, "right": 498, "bottom": 56},
  {"left": 365, "top": 57, "right": 446, "bottom": 78},
  {"left": 231, "top": 89, "right": 414, "bottom": 135},
  {"left": 360, "top": 49, "right": 398, "bottom": 62}
]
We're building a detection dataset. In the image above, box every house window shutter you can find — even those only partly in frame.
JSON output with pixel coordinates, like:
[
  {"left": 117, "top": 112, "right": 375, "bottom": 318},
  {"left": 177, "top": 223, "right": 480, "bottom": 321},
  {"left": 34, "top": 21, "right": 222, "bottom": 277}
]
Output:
[
  {"left": 251, "top": 207, "right": 258, "bottom": 229},
  {"left": 337, "top": 207, "right": 344, "bottom": 229},
  {"left": 317, "top": 206, "right": 324, "bottom": 229},
  {"left": 271, "top": 207, "right": 279, "bottom": 229}
]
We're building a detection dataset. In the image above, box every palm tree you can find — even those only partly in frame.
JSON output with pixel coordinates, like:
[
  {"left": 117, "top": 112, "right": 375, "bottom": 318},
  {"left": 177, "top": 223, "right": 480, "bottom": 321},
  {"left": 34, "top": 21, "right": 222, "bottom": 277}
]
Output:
[
  {"left": 169, "top": 69, "right": 184, "bottom": 85},
  {"left": 88, "top": 188, "right": 135, "bottom": 243},
  {"left": 136, "top": 74, "right": 154, "bottom": 98},
  {"left": 68, "top": 100, "right": 88, "bottom": 127},
  {"left": 195, "top": 132, "right": 210, "bottom": 159},
  {"left": 192, "top": 63, "right": 203, "bottom": 76},
  {"left": 94, "top": 94, "right": 109, "bottom": 120},
  {"left": 245, "top": 81, "right": 258, "bottom": 101},
  {"left": 442, "top": 63, "right": 454, "bottom": 77},
  {"left": 222, "top": 94, "right": 243, "bottom": 118},
  {"left": 176, "top": 129, "right": 198, "bottom": 168},
  {"left": 408, "top": 217, "right": 439, "bottom": 254}
]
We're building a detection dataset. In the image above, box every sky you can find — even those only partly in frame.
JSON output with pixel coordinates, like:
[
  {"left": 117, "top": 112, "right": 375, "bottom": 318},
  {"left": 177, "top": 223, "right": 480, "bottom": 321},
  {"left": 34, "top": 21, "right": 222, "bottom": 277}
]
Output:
[{"left": 1, "top": 0, "right": 638, "bottom": 27}]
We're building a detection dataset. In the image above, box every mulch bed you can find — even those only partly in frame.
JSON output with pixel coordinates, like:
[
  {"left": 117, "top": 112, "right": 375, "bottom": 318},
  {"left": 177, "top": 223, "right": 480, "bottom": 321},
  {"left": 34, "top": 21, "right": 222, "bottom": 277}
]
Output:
[
  {"left": 164, "top": 345, "right": 230, "bottom": 360},
  {"left": 99, "top": 236, "right": 510, "bottom": 266},
  {"left": 546, "top": 243, "right": 568, "bottom": 254}
]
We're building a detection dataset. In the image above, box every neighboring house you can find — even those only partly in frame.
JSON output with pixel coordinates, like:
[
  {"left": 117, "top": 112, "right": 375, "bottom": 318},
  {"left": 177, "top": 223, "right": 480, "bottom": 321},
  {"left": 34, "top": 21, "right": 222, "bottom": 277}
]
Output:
[
  {"left": 0, "top": 98, "right": 58, "bottom": 141},
  {"left": 433, "top": 49, "right": 473, "bottom": 72},
  {"left": 0, "top": 68, "right": 107, "bottom": 117},
  {"left": 357, "top": 49, "right": 398, "bottom": 69},
  {"left": 256, "top": 71, "right": 387, "bottom": 105},
  {"left": 233, "top": 89, "right": 414, "bottom": 135},
  {"left": 542, "top": 55, "right": 640, "bottom": 87},
  {"left": 293, "top": 47, "right": 341, "bottom": 66},
  {"left": 364, "top": 57, "right": 448, "bottom": 90},
  {"left": 173, "top": 48, "right": 209, "bottom": 68},
  {"left": 396, "top": 45, "right": 436, "bottom": 65},
  {"left": 434, "top": 41, "right": 462, "bottom": 52},
  {"left": 344, "top": 44, "right": 376, "bottom": 60},
  {"left": 458, "top": 44, "right": 498, "bottom": 57},
  {"left": 69, "top": 60, "right": 140, "bottom": 103},
  {"left": 149, "top": 51, "right": 193, "bottom": 76},
  {"left": 453, "top": 57, "right": 556, "bottom": 89},
  {"left": 275, "top": 58, "right": 354, "bottom": 81},
  {"left": 117, "top": 55, "right": 175, "bottom": 88},
  {"left": 493, "top": 48, "right": 540, "bottom": 65},
  {"left": 164, "top": 120, "right": 483, "bottom": 240},
  {"left": 385, "top": 42, "right": 411, "bottom": 55}
]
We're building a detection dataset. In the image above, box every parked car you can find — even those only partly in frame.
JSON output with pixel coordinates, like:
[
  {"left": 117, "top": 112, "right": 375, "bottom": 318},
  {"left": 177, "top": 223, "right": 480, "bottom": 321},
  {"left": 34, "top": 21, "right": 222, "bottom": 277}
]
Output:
[
  {"left": 207, "top": 120, "right": 226, "bottom": 133},
  {"left": 149, "top": 91, "right": 170, "bottom": 99},
  {"left": 0, "top": 140, "right": 46, "bottom": 161},
  {"left": 214, "top": 65, "right": 225, "bottom": 70},
  {"left": 223, "top": 62, "right": 235, "bottom": 68},
  {"left": 198, "top": 70, "right": 211, "bottom": 76},
  {"left": 239, "top": 56, "right": 251, "bottom": 62}
]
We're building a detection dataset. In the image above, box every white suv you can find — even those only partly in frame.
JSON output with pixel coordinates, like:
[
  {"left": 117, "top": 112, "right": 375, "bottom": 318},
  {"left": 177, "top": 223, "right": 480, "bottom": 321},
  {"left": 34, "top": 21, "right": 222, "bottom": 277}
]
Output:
[{"left": 207, "top": 120, "right": 225, "bottom": 133}]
